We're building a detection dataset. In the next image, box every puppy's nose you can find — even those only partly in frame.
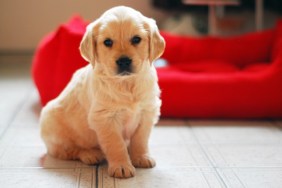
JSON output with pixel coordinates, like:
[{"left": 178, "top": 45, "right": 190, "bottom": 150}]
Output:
[{"left": 116, "top": 56, "right": 132, "bottom": 68}]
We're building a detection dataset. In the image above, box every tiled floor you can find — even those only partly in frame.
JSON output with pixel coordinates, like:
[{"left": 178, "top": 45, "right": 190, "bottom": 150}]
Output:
[{"left": 1, "top": 62, "right": 282, "bottom": 188}]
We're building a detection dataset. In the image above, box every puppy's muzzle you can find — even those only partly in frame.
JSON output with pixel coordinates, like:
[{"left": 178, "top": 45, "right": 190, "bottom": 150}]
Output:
[{"left": 116, "top": 56, "right": 132, "bottom": 75}]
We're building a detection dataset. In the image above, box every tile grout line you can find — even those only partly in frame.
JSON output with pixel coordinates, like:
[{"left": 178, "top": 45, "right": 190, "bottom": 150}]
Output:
[
  {"left": 211, "top": 120, "right": 281, "bottom": 188},
  {"left": 76, "top": 168, "right": 82, "bottom": 188},
  {"left": 214, "top": 145, "right": 247, "bottom": 188},
  {"left": 91, "top": 167, "right": 95, "bottom": 188},
  {"left": 185, "top": 120, "right": 282, "bottom": 188},
  {"left": 95, "top": 164, "right": 99, "bottom": 188},
  {"left": 199, "top": 169, "right": 214, "bottom": 188},
  {"left": 215, "top": 168, "right": 235, "bottom": 188},
  {"left": 182, "top": 134, "right": 215, "bottom": 188},
  {"left": 186, "top": 120, "right": 229, "bottom": 188},
  {"left": 230, "top": 168, "right": 247, "bottom": 188},
  {"left": 184, "top": 120, "right": 217, "bottom": 166}
]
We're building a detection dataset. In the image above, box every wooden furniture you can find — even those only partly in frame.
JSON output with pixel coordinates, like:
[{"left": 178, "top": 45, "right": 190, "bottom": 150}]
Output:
[
  {"left": 183, "top": 0, "right": 265, "bottom": 34},
  {"left": 183, "top": 0, "right": 240, "bottom": 35},
  {"left": 255, "top": 0, "right": 264, "bottom": 30}
]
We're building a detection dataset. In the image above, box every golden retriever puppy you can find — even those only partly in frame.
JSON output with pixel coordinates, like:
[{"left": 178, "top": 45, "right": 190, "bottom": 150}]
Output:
[{"left": 40, "top": 6, "right": 165, "bottom": 178}]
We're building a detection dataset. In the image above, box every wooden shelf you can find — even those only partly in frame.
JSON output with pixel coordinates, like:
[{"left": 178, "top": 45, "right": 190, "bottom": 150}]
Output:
[
  {"left": 183, "top": 0, "right": 264, "bottom": 34},
  {"left": 183, "top": 0, "right": 240, "bottom": 6}
]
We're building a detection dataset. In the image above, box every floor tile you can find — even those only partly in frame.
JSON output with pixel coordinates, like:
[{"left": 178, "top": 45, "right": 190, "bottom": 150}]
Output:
[
  {"left": 0, "top": 146, "right": 46, "bottom": 168},
  {"left": 219, "top": 168, "right": 282, "bottom": 188},
  {"left": 217, "top": 168, "right": 246, "bottom": 188},
  {"left": 190, "top": 120, "right": 282, "bottom": 144},
  {"left": 149, "top": 127, "right": 212, "bottom": 167},
  {"left": 0, "top": 145, "right": 92, "bottom": 169},
  {"left": 11, "top": 89, "right": 41, "bottom": 128},
  {"left": 151, "top": 145, "right": 211, "bottom": 167},
  {"left": 0, "top": 87, "right": 31, "bottom": 133},
  {"left": 98, "top": 166, "right": 225, "bottom": 188},
  {"left": 203, "top": 144, "right": 282, "bottom": 167},
  {"left": 234, "top": 168, "right": 282, "bottom": 188},
  {"left": 0, "top": 168, "right": 96, "bottom": 188},
  {"left": 0, "top": 127, "right": 43, "bottom": 148},
  {"left": 0, "top": 124, "right": 7, "bottom": 139},
  {"left": 0, "top": 116, "right": 44, "bottom": 159},
  {"left": 0, "top": 65, "right": 32, "bottom": 135},
  {"left": 150, "top": 126, "right": 196, "bottom": 146}
]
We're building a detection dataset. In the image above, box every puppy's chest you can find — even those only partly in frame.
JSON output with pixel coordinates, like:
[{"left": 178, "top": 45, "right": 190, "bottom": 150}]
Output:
[
  {"left": 122, "top": 110, "right": 140, "bottom": 141},
  {"left": 119, "top": 102, "right": 144, "bottom": 142},
  {"left": 116, "top": 90, "right": 156, "bottom": 141}
]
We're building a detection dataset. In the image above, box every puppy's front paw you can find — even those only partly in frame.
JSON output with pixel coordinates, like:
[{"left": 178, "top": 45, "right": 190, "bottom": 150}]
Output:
[
  {"left": 108, "top": 163, "right": 135, "bottom": 178},
  {"left": 131, "top": 155, "right": 156, "bottom": 168}
]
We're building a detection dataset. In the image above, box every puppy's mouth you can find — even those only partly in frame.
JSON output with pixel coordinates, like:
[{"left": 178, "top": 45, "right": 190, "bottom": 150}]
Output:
[{"left": 118, "top": 70, "right": 132, "bottom": 76}]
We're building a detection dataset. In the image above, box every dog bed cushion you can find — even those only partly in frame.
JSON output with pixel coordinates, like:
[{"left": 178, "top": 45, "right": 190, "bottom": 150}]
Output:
[
  {"left": 32, "top": 16, "right": 88, "bottom": 105},
  {"left": 32, "top": 16, "right": 282, "bottom": 118}
]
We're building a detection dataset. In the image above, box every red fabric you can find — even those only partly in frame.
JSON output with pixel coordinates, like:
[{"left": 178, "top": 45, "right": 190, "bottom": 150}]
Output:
[
  {"left": 161, "top": 30, "right": 275, "bottom": 67},
  {"left": 157, "top": 64, "right": 282, "bottom": 118},
  {"left": 32, "top": 16, "right": 88, "bottom": 104},
  {"left": 32, "top": 16, "right": 282, "bottom": 118}
]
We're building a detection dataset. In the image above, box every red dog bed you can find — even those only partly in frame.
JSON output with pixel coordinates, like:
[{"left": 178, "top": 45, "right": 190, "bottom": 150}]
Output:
[{"left": 32, "top": 16, "right": 282, "bottom": 118}]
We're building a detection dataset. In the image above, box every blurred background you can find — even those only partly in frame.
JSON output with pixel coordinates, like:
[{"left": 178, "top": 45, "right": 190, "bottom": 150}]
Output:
[
  {"left": 0, "top": 0, "right": 165, "bottom": 52},
  {"left": 0, "top": 0, "right": 281, "bottom": 54}
]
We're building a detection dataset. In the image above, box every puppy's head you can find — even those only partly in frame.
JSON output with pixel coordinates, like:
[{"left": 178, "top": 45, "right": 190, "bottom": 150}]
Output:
[{"left": 79, "top": 6, "right": 165, "bottom": 77}]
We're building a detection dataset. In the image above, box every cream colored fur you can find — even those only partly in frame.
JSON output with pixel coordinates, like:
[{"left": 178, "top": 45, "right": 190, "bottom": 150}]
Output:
[{"left": 40, "top": 6, "right": 165, "bottom": 178}]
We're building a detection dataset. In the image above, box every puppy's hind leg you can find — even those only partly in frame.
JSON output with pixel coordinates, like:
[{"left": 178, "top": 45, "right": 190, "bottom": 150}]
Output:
[
  {"left": 78, "top": 148, "right": 105, "bottom": 165},
  {"left": 47, "top": 144, "right": 104, "bottom": 165}
]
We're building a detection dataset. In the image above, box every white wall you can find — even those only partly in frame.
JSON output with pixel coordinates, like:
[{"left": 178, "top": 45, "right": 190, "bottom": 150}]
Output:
[{"left": 0, "top": 0, "right": 166, "bottom": 51}]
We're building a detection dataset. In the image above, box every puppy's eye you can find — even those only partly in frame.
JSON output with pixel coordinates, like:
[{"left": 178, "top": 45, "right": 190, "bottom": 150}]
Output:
[
  {"left": 131, "top": 36, "right": 141, "bottom": 45},
  {"left": 104, "top": 39, "right": 113, "bottom": 47}
]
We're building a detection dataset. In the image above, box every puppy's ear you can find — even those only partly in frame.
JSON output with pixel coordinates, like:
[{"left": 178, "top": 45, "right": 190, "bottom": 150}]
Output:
[
  {"left": 79, "top": 21, "right": 100, "bottom": 65},
  {"left": 145, "top": 18, "right": 166, "bottom": 63}
]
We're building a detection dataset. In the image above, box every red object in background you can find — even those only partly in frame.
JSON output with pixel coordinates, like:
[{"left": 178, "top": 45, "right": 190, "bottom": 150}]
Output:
[
  {"left": 32, "top": 17, "right": 282, "bottom": 118},
  {"left": 32, "top": 16, "right": 88, "bottom": 105}
]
